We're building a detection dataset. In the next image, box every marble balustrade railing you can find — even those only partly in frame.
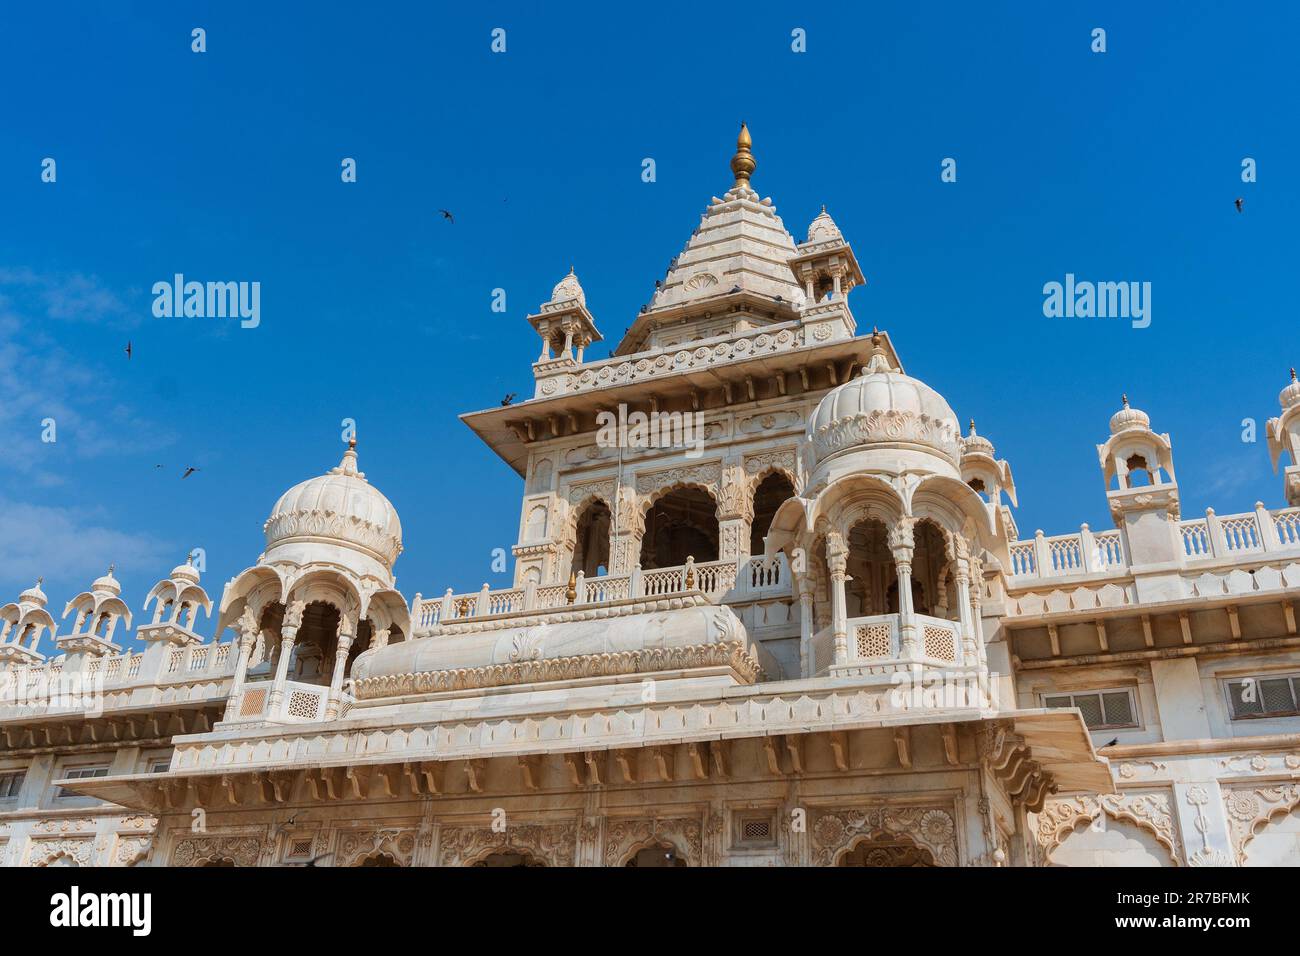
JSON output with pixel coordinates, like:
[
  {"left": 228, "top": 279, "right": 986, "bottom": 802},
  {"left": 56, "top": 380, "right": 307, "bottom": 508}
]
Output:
[
  {"left": 1, "top": 640, "right": 238, "bottom": 702},
  {"left": 1008, "top": 505, "right": 1300, "bottom": 582},
  {"left": 414, "top": 552, "right": 791, "bottom": 630}
]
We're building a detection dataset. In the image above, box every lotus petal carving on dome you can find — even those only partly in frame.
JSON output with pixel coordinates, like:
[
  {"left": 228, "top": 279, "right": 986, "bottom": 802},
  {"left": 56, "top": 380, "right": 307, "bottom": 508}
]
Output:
[
  {"left": 812, "top": 409, "right": 961, "bottom": 464},
  {"left": 264, "top": 509, "right": 403, "bottom": 564}
]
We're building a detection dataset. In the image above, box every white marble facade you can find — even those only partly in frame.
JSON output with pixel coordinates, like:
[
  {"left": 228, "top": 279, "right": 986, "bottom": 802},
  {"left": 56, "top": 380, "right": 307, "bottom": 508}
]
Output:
[{"left": 2, "top": 129, "right": 1299, "bottom": 867}]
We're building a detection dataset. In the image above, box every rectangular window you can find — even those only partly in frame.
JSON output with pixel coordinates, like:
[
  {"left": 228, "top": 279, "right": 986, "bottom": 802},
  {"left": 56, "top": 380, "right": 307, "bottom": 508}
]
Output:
[
  {"left": 147, "top": 759, "right": 171, "bottom": 774},
  {"left": 1225, "top": 674, "right": 1300, "bottom": 720},
  {"left": 1044, "top": 689, "right": 1138, "bottom": 730},
  {"left": 57, "top": 765, "right": 109, "bottom": 799},
  {"left": 0, "top": 771, "right": 25, "bottom": 799}
]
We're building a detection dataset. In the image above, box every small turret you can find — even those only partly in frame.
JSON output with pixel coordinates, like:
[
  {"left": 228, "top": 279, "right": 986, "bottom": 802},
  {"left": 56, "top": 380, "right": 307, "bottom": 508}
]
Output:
[
  {"left": 960, "top": 420, "right": 1019, "bottom": 540},
  {"left": 59, "top": 564, "right": 132, "bottom": 658},
  {"left": 0, "top": 579, "right": 55, "bottom": 668},
  {"left": 1096, "top": 396, "right": 1181, "bottom": 578},
  {"left": 788, "top": 204, "right": 864, "bottom": 344},
  {"left": 139, "top": 554, "right": 213, "bottom": 646},
  {"left": 528, "top": 267, "right": 604, "bottom": 397}
]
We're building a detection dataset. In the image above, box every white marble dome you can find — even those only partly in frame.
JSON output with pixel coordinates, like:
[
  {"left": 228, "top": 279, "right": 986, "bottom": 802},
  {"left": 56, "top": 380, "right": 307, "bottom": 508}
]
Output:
[
  {"left": 18, "top": 580, "right": 47, "bottom": 608},
  {"left": 1279, "top": 369, "right": 1300, "bottom": 411},
  {"left": 1109, "top": 396, "right": 1151, "bottom": 434},
  {"left": 263, "top": 442, "right": 403, "bottom": 569},
  {"left": 550, "top": 267, "right": 585, "bottom": 306},
  {"left": 809, "top": 345, "right": 962, "bottom": 469}
]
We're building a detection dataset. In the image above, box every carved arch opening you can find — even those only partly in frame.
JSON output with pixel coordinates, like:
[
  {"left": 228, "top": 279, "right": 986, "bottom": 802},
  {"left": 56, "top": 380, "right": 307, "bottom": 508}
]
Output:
[
  {"left": 750, "top": 471, "right": 797, "bottom": 556},
  {"left": 640, "top": 485, "right": 719, "bottom": 569}
]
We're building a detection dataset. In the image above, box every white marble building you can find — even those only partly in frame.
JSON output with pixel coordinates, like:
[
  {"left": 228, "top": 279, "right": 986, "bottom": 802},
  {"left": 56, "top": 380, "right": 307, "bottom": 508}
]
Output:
[{"left": 2, "top": 128, "right": 1299, "bottom": 867}]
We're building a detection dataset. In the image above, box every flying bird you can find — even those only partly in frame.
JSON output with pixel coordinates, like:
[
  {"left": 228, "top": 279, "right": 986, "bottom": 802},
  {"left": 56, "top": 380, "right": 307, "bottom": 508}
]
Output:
[
  {"left": 438, "top": 209, "right": 455, "bottom": 223},
  {"left": 1235, "top": 198, "right": 1244, "bottom": 212},
  {"left": 181, "top": 467, "right": 199, "bottom": 479},
  {"left": 500, "top": 393, "right": 516, "bottom": 406},
  {"left": 124, "top": 341, "right": 132, "bottom": 360},
  {"left": 300, "top": 853, "right": 333, "bottom": 867}
]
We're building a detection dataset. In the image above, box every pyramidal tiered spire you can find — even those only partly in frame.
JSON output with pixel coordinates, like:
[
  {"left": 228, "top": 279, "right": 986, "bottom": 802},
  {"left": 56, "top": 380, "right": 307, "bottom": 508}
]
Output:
[{"left": 619, "top": 124, "right": 805, "bottom": 352}]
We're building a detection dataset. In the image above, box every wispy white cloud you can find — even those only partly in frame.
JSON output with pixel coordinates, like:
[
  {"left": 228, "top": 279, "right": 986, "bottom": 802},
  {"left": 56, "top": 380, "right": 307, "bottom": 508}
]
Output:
[
  {"left": 0, "top": 270, "right": 175, "bottom": 484},
  {"left": 0, "top": 495, "right": 170, "bottom": 587},
  {"left": 0, "top": 267, "right": 134, "bottom": 326}
]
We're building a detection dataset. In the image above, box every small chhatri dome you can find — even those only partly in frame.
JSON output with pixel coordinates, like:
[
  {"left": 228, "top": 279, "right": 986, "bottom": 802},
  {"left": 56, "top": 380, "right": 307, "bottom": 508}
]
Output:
[
  {"left": 264, "top": 438, "right": 403, "bottom": 569},
  {"left": 962, "top": 419, "right": 995, "bottom": 456},
  {"left": 550, "top": 266, "right": 586, "bottom": 306},
  {"left": 730, "top": 122, "right": 756, "bottom": 188},
  {"left": 1279, "top": 367, "right": 1300, "bottom": 410},
  {"left": 170, "top": 554, "right": 201, "bottom": 584},
  {"left": 19, "top": 578, "right": 47, "bottom": 608},
  {"left": 92, "top": 565, "right": 121, "bottom": 596},
  {"left": 1109, "top": 393, "right": 1151, "bottom": 434},
  {"left": 807, "top": 205, "right": 842, "bottom": 244},
  {"left": 809, "top": 336, "right": 962, "bottom": 467}
]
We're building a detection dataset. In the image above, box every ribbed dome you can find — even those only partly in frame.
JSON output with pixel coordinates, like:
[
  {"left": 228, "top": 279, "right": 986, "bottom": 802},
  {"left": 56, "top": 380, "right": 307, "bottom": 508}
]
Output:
[
  {"left": 961, "top": 420, "right": 995, "bottom": 457},
  {"left": 1109, "top": 395, "right": 1150, "bottom": 434},
  {"left": 263, "top": 442, "right": 403, "bottom": 567},
  {"left": 170, "top": 558, "right": 201, "bottom": 584},
  {"left": 1280, "top": 369, "right": 1300, "bottom": 410},
  {"left": 809, "top": 344, "right": 961, "bottom": 466},
  {"left": 91, "top": 567, "right": 121, "bottom": 596},
  {"left": 19, "top": 580, "right": 47, "bottom": 607}
]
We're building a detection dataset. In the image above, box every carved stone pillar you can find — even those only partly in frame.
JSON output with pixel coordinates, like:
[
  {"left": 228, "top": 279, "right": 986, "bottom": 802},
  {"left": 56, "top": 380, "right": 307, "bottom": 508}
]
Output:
[
  {"left": 226, "top": 608, "right": 259, "bottom": 707},
  {"left": 890, "top": 519, "right": 918, "bottom": 657},
  {"left": 969, "top": 554, "right": 988, "bottom": 670},
  {"left": 324, "top": 614, "right": 356, "bottom": 720},
  {"left": 953, "top": 563, "right": 976, "bottom": 663},
  {"left": 826, "top": 531, "right": 849, "bottom": 665},
  {"left": 797, "top": 573, "right": 816, "bottom": 678},
  {"left": 267, "top": 600, "right": 304, "bottom": 715},
  {"left": 717, "top": 465, "right": 754, "bottom": 563},
  {"left": 610, "top": 495, "right": 645, "bottom": 575}
]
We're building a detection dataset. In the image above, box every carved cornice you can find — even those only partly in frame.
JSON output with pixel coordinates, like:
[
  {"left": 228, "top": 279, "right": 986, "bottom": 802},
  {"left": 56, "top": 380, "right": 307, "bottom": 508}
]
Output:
[
  {"left": 568, "top": 328, "right": 802, "bottom": 395},
  {"left": 352, "top": 639, "right": 760, "bottom": 699}
]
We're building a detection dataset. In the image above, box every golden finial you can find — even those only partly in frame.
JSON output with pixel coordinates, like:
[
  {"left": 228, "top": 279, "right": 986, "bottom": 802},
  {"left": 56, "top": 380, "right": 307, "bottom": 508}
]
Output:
[
  {"left": 1121, "top": 393, "right": 1129, "bottom": 408},
  {"left": 1292, "top": 367, "right": 1297, "bottom": 382},
  {"left": 969, "top": 419, "right": 977, "bottom": 436},
  {"left": 565, "top": 571, "right": 577, "bottom": 605},
  {"left": 36, "top": 577, "right": 43, "bottom": 586},
  {"left": 108, "top": 563, "right": 115, "bottom": 574},
  {"left": 730, "top": 122, "right": 756, "bottom": 188}
]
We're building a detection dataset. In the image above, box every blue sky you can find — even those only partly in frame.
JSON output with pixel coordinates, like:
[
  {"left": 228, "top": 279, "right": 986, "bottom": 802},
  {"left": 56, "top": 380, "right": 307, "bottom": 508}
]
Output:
[{"left": 1, "top": 2, "right": 1296, "bottom": 646}]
